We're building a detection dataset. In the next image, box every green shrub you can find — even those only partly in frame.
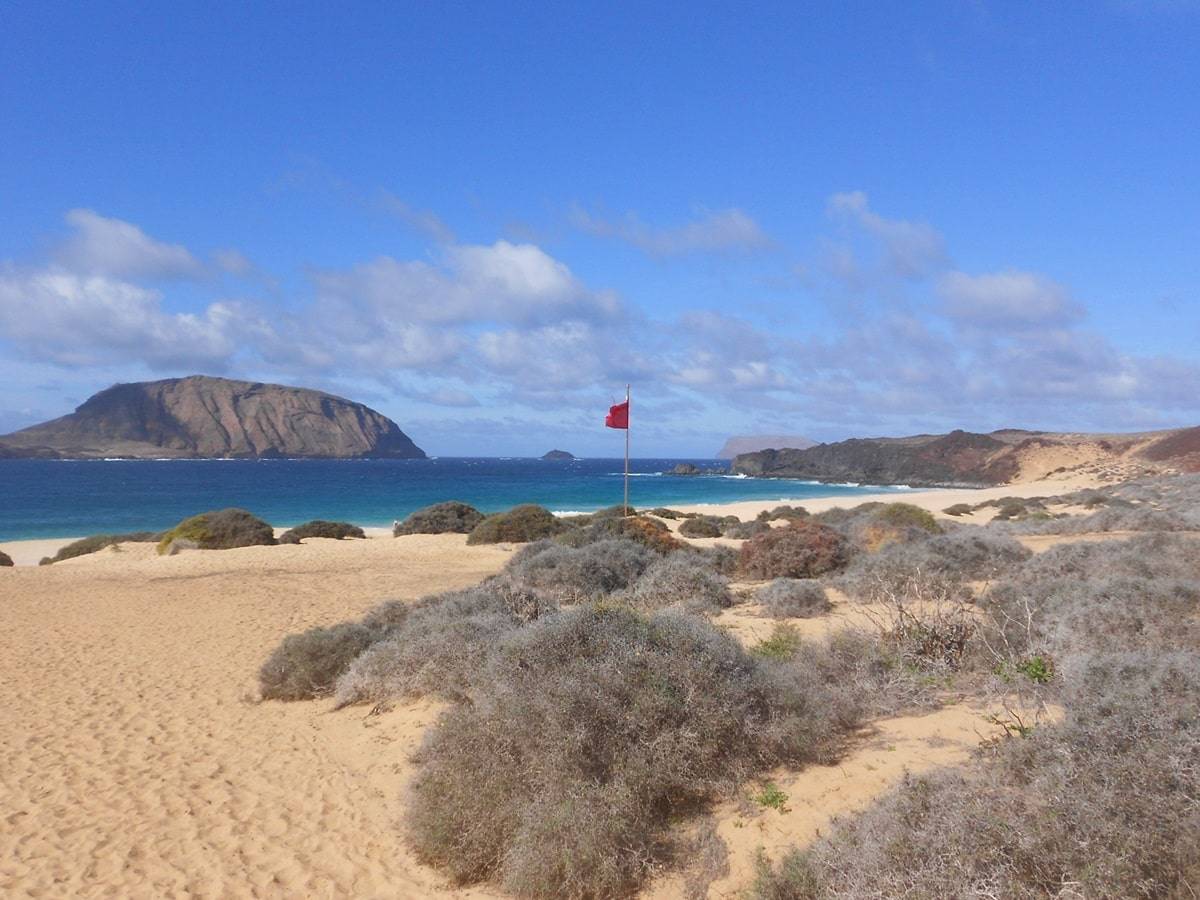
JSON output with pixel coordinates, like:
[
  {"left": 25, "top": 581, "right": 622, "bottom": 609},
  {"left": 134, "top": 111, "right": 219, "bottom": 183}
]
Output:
[
  {"left": 278, "top": 520, "right": 365, "bottom": 543},
  {"left": 40, "top": 531, "right": 161, "bottom": 564},
  {"left": 467, "top": 504, "right": 567, "bottom": 544},
  {"left": 757, "top": 579, "right": 831, "bottom": 618},
  {"left": 738, "top": 521, "right": 850, "bottom": 579},
  {"left": 258, "top": 622, "right": 379, "bottom": 700},
  {"left": 753, "top": 783, "right": 789, "bottom": 811},
  {"left": 0, "top": 550, "right": 12, "bottom": 567},
  {"left": 394, "top": 501, "right": 484, "bottom": 536},
  {"left": 751, "top": 624, "right": 804, "bottom": 660},
  {"left": 874, "top": 503, "right": 941, "bottom": 533},
  {"left": 157, "top": 508, "right": 275, "bottom": 554},
  {"left": 626, "top": 553, "right": 733, "bottom": 613},
  {"left": 406, "top": 605, "right": 858, "bottom": 898},
  {"left": 679, "top": 516, "right": 723, "bottom": 538}
]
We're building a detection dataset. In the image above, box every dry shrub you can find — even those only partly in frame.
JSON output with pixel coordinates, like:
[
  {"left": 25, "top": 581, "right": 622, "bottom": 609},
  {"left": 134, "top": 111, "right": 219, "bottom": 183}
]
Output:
[
  {"left": 591, "top": 504, "right": 636, "bottom": 518},
  {"left": 1003, "top": 504, "right": 1188, "bottom": 535},
  {"left": 942, "top": 503, "right": 973, "bottom": 517},
  {"left": 723, "top": 520, "right": 771, "bottom": 539},
  {"left": 0, "top": 550, "right": 12, "bottom": 567},
  {"left": 506, "top": 538, "right": 656, "bottom": 602},
  {"left": 466, "top": 504, "right": 566, "bottom": 544},
  {"left": 394, "top": 501, "right": 484, "bottom": 536},
  {"left": 333, "top": 580, "right": 555, "bottom": 707},
  {"left": 560, "top": 514, "right": 683, "bottom": 554},
  {"left": 39, "top": 531, "right": 161, "bottom": 564},
  {"left": 753, "top": 652, "right": 1200, "bottom": 899},
  {"left": 627, "top": 553, "right": 733, "bottom": 613},
  {"left": 757, "top": 579, "right": 831, "bottom": 619},
  {"left": 756, "top": 505, "right": 809, "bottom": 523},
  {"left": 278, "top": 520, "right": 365, "bottom": 543},
  {"left": 738, "top": 521, "right": 850, "bottom": 579},
  {"left": 258, "top": 622, "right": 379, "bottom": 701},
  {"left": 156, "top": 508, "right": 275, "bottom": 554},
  {"left": 679, "top": 516, "right": 724, "bottom": 538},
  {"left": 406, "top": 605, "right": 866, "bottom": 898},
  {"left": 648, "top": 507, "right": 693, "bottom": 520}
]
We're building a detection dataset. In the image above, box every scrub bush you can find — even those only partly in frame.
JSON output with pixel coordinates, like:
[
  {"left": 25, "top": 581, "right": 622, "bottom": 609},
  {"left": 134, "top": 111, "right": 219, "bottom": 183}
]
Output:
[
  {"left": 757, "top": 579, "right": 832, "bottom": 618},
  {"left": 394, "top": 501, "right": 484, "bottom": 536},
  {"left": 157, "top": 508, "right": 275, "bottom": 554},
  {"left": 279, "top": 520, "right": 365, "bottom": 543},
  {"left": 738, "top": 521, "right": 850, "bottom": 579},
  {"left": 467, "top": 504, "right": 567, "bottom": 544},
  {"left": 39, "top": 531, "right": 161, "bottom": 564},
  {"left": 626, "top": 553, "right": 733, "bottom": 613}
]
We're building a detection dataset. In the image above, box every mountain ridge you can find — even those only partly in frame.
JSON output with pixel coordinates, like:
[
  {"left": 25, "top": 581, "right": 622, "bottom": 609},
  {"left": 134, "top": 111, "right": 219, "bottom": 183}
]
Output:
[{"left": 0, "top": 376, "right": 426, "bottom": 460}]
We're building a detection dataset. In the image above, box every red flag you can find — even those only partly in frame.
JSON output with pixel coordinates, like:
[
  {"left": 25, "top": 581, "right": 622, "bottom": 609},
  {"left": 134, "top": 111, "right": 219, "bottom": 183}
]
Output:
[{"left": 605, "top": 400, "right": 629, "bottom": 429}]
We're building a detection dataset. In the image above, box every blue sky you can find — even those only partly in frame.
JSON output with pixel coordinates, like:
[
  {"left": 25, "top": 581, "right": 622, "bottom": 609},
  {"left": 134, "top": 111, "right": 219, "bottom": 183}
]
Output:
[{"left": 1, "top": 1, "right": 1198, "bottom": 456}]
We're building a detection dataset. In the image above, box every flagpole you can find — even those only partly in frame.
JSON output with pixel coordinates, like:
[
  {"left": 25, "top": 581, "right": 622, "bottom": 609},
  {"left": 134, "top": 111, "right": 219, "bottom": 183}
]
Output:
[{"left": 623, "top": 384, "right": 630, "bottom": 516}]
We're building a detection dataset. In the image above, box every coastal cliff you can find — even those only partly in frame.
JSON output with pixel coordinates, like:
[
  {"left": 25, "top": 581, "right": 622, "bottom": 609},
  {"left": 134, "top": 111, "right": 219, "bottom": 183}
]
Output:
[
  {"left": 731, "top": 427, "right": 1200, "bottom": 487},
  {"left": 0, "top": 376, "right": 426, "bottom": 460}
]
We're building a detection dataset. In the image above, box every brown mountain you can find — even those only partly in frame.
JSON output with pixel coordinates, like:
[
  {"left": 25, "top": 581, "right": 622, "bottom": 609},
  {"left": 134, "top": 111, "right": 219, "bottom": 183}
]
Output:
[
  {"left": 0, "top": 376, "right": 426, "bottom": 460},
  {"left": 730, "top": 427, "right": 1200, "bottom": 487}
]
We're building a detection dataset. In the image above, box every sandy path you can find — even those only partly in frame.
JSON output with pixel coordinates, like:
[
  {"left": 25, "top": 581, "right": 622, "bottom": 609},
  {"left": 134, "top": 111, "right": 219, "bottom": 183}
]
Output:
[{"left": 0, "top": 536, "right": 510, "bottom": 899}]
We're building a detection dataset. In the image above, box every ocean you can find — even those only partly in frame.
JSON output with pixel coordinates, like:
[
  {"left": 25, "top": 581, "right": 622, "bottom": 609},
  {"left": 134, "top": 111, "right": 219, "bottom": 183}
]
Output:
[{"left": 0, "top": 457, "right": 903, "bottom": 541}]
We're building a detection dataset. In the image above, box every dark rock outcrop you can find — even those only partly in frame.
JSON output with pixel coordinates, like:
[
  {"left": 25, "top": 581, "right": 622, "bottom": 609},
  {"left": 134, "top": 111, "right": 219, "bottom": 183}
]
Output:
[
  {"left": 0, "top": 376, "right": 425, "bottom": 460},
  {"left": 716, "top": 434, "right": 817, "bottom": 459},
  {"left": 541, "top": 449, "right": 576, "bottom": 460},
  {"left": 731, "top": 430, "right": 1020, "bottom": 487}
]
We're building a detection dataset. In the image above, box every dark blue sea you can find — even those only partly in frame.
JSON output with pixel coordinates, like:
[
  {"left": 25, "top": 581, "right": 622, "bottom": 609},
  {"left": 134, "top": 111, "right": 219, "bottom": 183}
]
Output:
[{"left": 0, "top": 458, "right": 904, "bottom": 541}]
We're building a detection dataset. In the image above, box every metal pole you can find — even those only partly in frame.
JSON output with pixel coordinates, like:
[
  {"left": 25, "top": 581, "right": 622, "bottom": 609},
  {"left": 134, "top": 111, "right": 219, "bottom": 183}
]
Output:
[{"left": 624, "top": 384, "right": 630, "bottom": 516}]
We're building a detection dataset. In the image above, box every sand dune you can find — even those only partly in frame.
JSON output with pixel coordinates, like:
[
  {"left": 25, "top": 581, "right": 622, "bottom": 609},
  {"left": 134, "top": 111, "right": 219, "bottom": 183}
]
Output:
[{"left": 0, "top": 484, "right": 1104, "bottom": 897}]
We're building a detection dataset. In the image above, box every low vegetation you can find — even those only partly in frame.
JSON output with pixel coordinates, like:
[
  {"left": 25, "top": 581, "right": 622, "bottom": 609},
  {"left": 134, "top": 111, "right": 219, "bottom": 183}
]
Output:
[
  {"left": 466, "top": 504, "right": 566, "bottom": 544},
  {"left": 393, "top": 501, "right": 484, "bottom": 536},
  {"left": 258, "top": 622, "right": 379, "bottom": 701},
  {"left": 757, "top": 578, "right": 832, "bottom": 618},
  {"left": 626, "top": 553, "right": 733, "bottom": 613},
  {"left": 406, "top": 604, "right": 892, "bottom": 898},
  {"left": 678, "top": 515, "right": 725, "bottom": 538},
  {"left": 506, "top": 538, "right": 655, "bottom": 602},
  {"left": 756, "top": 505, "right": 809, "bottom": 522},
  {"left": 0, "top": 550, "right": 12, "bottom": 567},
  {"left": 38, "top": 530, "right": 160, "bottom": 564},
  {"left": 278, "top": 520, "right": 365, "bottom": 543},
  {"left": 738, "top": 520, "right": 850, "bottom": 579},
  {"left": 157, "top": 508, "right": 276, "bottom": 554}
]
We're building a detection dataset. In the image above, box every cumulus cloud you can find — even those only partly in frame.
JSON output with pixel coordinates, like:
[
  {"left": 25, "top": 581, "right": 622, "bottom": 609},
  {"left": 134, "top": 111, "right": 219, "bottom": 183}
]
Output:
[
  {"left": 572, "top": 206, "right": 772, "bottom": 256},
  {"left": 937, "top": 269, "right": 1083, "bottom": 328},
  {"left": 0, "top": 266, "right": 237, "bottom": 369},
  {"left": 311, "top": 240, "right": 620, "bottom": 327},
  {"left": 55, "top": 209, "right": 205, "bottom": 280}
]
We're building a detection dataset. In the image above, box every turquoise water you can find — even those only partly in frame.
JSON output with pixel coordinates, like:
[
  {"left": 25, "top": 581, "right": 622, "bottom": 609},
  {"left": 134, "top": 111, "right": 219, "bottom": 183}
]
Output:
[{"left": 0, "top": 458, "right": 903, "bottom": 541}]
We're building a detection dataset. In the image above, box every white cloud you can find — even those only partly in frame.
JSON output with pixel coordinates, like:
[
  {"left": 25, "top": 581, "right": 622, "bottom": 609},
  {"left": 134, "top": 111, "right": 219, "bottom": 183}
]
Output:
[
  {"left": 572, "top": 206, "right": 772, "bottom": 256},
  {"left": 0, "top": 266, "right": 236, "bottom": 369},
  {"left": 827, "top": 191, "right": 945, "bottom": 278},
  {"left": 937, "top": 269, "right": 1083, "bottom": 328},
  {"left": 56, "top": 209, "right": 204, "bottom": 280},
  {"left": 312, "top": 240, "right": 619, "bottom": 326}
]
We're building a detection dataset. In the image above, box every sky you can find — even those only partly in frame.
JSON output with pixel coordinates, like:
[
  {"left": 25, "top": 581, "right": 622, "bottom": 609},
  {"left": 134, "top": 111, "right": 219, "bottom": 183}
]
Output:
[{"left": 1, "top": 1, "right": 1198, "bottom": 457}]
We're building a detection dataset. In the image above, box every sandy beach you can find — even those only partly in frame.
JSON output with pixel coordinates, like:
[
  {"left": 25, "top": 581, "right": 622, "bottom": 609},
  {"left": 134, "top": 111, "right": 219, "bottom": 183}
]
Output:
[{"left": 0, "top": 477, "right": 1101, "bottom": 897}]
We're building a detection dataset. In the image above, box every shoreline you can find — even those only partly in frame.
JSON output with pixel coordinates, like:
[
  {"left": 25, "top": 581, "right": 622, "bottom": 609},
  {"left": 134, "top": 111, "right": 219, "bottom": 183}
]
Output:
[{"left": 0, "top": 472, "right": 1100, "bottom": 567}]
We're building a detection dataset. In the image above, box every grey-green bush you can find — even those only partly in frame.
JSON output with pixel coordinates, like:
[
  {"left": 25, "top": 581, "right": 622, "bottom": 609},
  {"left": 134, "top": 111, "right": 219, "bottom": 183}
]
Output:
[
  {"left": 157, "top": 508, "right": 275, "bottom": 554},
  {"left": 757, "top": 579, "right": 831, "bottom": 618},
  {"left": 407, "top": 605, "right": 864, "bottom": 898},
  {"left": 279, "top": 520, "right": 365, "bottom": 543},
  {"left": 466, "top": 504, "right": 566, "bottom": 544},
  {"left": 679, "top": 516, "right": 724, "bottom": 538},
  {"left": 394, "top": 501, "right": 484, "bottom": 536},
  {"left": 39, "top": 531, "right": 161, "bottom": 564},
  {"left": 258, "top": 622, "right": 379, "bottom": 701},
  {"left": 333, "top": 580, "right": 555, "bottom": 707},
  {"left": 506, "top": 538, "right": 656, "bottom": 602},
  {"left": 626, "top": 553, "right": 733, "bottom": 613}
]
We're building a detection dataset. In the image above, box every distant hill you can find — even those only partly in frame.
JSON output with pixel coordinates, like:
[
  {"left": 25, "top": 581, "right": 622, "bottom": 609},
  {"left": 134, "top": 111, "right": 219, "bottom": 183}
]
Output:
[
  {"left": 730, "top": 427, "right": 1200, "bottom": 487},
  {"left": 716, "top": 434, "right": 816, "bottom": 459},
  {"left": 0, "top": 376, "right": 426, "bottom": 460},
  {"left": 541, "top": 449, "right": 576, "bottom": 460}
]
